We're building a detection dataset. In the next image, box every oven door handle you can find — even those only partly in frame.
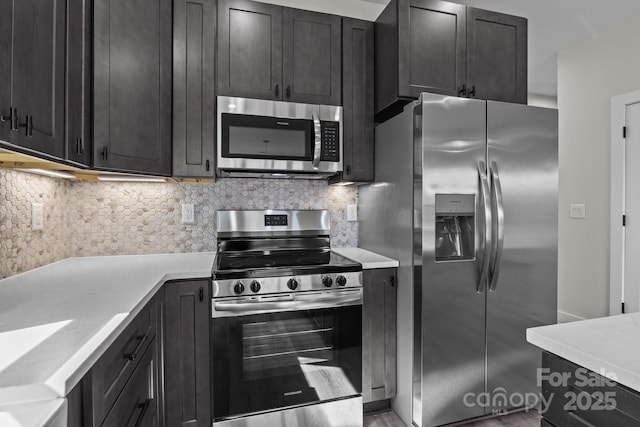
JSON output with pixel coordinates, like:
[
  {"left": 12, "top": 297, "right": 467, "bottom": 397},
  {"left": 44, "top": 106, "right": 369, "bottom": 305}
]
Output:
[{"left": 212, "top": 289, "right": 362, "bottom": 317}]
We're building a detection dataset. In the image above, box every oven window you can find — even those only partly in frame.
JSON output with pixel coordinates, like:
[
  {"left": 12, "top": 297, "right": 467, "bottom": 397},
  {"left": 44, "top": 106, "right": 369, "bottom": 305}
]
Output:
[
  {"left": 221, "top": 113, "right": 313, "bottom": 160},
  {"left": 212, "top": 306, "right": 362, "bottom": 420},
  {"left": 243, "top": 315, "right": 335, "bottom": 380}
]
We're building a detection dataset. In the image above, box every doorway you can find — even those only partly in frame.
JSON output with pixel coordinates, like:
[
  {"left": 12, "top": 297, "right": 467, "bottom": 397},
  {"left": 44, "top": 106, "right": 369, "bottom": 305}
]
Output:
[{"left": 610, "top": 90, "right": 640, "bottom": 315}]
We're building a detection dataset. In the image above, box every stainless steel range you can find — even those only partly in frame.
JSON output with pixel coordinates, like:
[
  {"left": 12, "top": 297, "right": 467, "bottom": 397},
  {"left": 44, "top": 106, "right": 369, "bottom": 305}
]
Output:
[{"left": 211, "top": 209, "right": 363, "bottom": 427}]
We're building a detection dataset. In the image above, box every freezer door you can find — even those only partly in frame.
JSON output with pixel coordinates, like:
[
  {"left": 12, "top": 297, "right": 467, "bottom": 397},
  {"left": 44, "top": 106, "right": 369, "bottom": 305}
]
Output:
[
  {"left": 485, "top": 102, "right": 558, "bottom": 414},
  {"left": 416, "top": 94, "right": 487, "bottom": 427}
]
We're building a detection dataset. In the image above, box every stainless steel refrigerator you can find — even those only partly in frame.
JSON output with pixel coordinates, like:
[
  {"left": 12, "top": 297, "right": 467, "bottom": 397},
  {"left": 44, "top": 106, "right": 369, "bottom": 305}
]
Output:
[{"left": 359, "top": 93, "right": 558, "bottom": 427}]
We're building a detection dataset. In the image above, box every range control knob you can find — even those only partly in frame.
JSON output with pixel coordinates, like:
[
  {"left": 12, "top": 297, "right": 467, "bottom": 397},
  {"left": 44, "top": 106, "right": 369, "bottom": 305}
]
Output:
[
  {"left": 322, "top": 276, "right": 333, "bottom": 288},
  {"left": 336, "top": 275, "right": 347, "bottom": 287},
  {"left": 250, "top": 280, "right": 261, "bottom": 293},
  {"left": 233, "top": 282, "right": 245, "bottom": 295},
  {"left": 287, "top": 278, "right": 299, "bottom": 291}
]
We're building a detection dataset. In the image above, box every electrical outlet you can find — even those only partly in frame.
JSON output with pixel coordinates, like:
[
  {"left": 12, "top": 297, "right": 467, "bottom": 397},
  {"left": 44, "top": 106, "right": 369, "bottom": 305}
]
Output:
[
  {"left": 347, "top": 204, "right": 358, "bottom": 222},
  {"left": 182, "top": 203, "right": 195, "bottom": 224},
  {"left": 32, "top": 203, "right": 44, "bottom": 230},
  {"left": 569, "top": 204, "right": 586, "bottom": 219}
]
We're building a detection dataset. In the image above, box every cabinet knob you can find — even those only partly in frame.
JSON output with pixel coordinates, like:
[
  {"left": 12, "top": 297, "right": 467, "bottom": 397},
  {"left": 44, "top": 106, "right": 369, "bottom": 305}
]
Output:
[
  {"left": 101, "top": 146, "right": 108, "bottom": 160},
  {"left": 205, "top": 159, "right": 210, "bottom": 172},
  {"left": 286, "top": 86, "right": 291, "bottom": 98},
  {"left": 275, "top": 84, "right": 280, "bottom": 97},
  {"left": 458, "top": 85, "right": 467, "bottom": 97}
]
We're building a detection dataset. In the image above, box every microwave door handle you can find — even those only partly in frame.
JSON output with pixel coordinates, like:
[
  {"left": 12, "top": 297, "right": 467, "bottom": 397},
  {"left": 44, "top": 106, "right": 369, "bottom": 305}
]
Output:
[{"left": 312, "top": 112, "right": 321, "bottom": 169}]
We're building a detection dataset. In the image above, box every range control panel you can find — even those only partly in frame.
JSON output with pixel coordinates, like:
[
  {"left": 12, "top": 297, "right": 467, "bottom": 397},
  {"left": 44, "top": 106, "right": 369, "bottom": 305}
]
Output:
[{"left": 264, "top": 214, "right": 288, "bottom": 226}]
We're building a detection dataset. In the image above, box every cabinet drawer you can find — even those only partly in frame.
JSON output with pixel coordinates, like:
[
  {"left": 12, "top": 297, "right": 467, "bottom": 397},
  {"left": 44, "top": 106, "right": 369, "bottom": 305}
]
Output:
[
  {"left": 89, "top": 298, "right": 157, "bottom": 425},
  {"left": 102, "top": 340, "right": 157, "bottom": 427},
  {"left": 542, "top": 352, "right": 640, "bottom": 427}
]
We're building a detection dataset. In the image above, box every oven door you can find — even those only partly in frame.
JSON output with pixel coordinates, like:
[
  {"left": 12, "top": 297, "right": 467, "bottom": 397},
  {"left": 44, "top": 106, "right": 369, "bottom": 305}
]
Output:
[{"left": 211, "top": 290, "right": 362, "bottom": 421}]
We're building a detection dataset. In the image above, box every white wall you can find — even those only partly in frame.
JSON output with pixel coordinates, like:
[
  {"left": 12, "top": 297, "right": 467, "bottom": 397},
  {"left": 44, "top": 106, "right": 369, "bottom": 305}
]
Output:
[{"left": 558, "top": 16, "right": 640, "bottom": 319}]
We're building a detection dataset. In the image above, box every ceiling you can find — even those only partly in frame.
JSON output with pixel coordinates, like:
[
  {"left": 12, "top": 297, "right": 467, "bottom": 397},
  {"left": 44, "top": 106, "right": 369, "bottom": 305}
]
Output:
[{"left": 360, "top": 0, "right": 640, "bottom": 96}]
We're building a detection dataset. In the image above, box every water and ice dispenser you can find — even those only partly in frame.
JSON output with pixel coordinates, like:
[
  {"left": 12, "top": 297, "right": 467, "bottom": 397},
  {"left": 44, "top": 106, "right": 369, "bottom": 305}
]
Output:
[{"left": 435, "top": 194, "right": 475, "bottom": 262}]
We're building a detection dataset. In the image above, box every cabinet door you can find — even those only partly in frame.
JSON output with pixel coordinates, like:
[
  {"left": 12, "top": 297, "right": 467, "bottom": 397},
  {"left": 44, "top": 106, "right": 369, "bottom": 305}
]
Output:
[
  {"left": 11, "top": 0, "right": 65, "bottom": 158},
  {"left": 93, "top": 0, "right": 172, "bottom": 175},
  {"left": 164, "top": 280, "right": 211, "bottom": 427},
  {"left": 467, "top": 8, "right": 527, "bottom": 104},
  {"left": 362, "top": 269, "right": 397, "bottom": 403},
  {"left": 66, "top": 0, "right": 92, "bottom": 166},
  {"left": 398, "top": 0, "right": 466, "bottom": 98},
  {"left": 173, "top": 0, "right": 216, "bottom": 178},
  {"left": 0, "top": 0, "right": 11, "bottom": 143},
  {"left": 342, "top": 18, "right": 374, "bottom": 182},
  {"left": 282, "top": 8, "right": 342, "bottom": 105},
  {"left": 217, "top": 0, "right": 282, "bottom": 100}
]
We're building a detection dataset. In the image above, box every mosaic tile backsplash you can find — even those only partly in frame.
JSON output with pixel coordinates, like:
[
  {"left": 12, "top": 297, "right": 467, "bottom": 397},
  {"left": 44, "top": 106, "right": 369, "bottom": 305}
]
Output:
[{"left": 0, "top": 169, "right": 358, "bottom": 279}]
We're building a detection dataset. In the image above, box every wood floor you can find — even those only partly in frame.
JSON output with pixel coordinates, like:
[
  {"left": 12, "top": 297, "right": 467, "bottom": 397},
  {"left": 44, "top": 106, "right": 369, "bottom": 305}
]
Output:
[{"left": 364, "top": 409, "right": 541, "bottom": 427}]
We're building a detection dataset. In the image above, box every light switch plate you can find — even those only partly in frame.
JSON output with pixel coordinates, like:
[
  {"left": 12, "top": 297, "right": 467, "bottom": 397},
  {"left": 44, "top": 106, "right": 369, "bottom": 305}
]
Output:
[
  {"left": 347, "top": 204, "right": 358, "bottom": 222},
  {"left": 570, "top": 204, "right": 586, "bottom": 219},
  {"left": 182, "top": 203, "right": 195, "bottom": 224},
  {"left": 32, "top": 203, "right": 44, "bottom": 230}
]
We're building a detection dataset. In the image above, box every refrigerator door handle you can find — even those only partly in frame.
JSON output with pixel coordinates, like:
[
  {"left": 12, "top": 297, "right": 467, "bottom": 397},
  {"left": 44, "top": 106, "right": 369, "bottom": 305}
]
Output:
[
  {"left": 489, "top": 161, "right": 505, "bottom": 291},
  {"left": 477, "top": 161, "right": 492, "bottom": 293}
]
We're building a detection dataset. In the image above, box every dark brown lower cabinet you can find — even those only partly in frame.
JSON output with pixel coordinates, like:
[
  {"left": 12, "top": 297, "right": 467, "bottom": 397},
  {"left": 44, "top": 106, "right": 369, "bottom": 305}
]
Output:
[
  {"left": 164, "top": 280, "right": 211, "bottom": 427},
  {"left": 362, "top": 268, "right": 397, "bottom": 403},
  {"left": 541, "top": 352, "right": 640, "bottom": 427},
  {"left": 78, "top": 295, "right": 160, "bottom": 426},
  {"left": 67, "top": 381, "right": 83, "bottom": 427}
]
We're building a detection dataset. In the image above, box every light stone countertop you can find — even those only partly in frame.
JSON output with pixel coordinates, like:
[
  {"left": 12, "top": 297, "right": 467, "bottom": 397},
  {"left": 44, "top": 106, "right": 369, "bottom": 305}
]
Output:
[
  {"left": 0, "top": 399, "right": 67, "bottom": 427},
  {"left": 0, "top": 252, "right": 215, "bottom": 425},
  {"left": 527, "top": 312, "right": 640, "bottom": 392},
  {"left": 332, "top": 247, "right": 399, "bottom": 269}
]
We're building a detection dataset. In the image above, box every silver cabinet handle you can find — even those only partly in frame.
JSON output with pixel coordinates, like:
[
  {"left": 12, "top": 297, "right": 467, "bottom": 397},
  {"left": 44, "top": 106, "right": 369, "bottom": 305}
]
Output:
[
  {"left": 312, "top": 112, "right": 321, "bottom": 169},
  {"left": 489, "top": 162, "right": 505, "bottom": 291},
  {"left": 477, "top": 161, "right": 492, "bottom": 293}
]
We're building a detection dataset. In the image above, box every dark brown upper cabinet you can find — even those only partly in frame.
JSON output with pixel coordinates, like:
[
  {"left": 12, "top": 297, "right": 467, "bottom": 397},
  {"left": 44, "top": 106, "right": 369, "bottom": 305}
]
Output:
[
  {"left": 375, "top": 0, "right": 527, "bottom": 122},
  {"left": 340, "top": 18, "right": 375, "bottom": 183},
  {"left": 65, "top": 0, "right": 92, "bottom": 166},
  {"left": 466, "top": 7, "right": 527, "bottom": 104},
  {"left": 282, "top": 8, "right": 342, "bottom": 105},
  {"left": 0, "top": 0, "right": 66, "bottom": 158},
  {"left": 93, "top": 0, "right": 173, "bottom": 175},
  {"left": 0, "top": 0, "right": 11, "bottom": 145},
  {"left": 218, "top": 0, "right": 342, "bottom": 105},
  {"left": 217, "top": 0, "right": 282, "bottom": 101},
  {"left": 173, "top": 0, "right": 217, "bottom": 178}
]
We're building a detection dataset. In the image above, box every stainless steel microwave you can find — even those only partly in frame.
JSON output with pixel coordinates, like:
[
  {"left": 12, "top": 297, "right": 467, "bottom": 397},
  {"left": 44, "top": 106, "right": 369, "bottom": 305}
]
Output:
[{"left": 216, "top": 96, "right": 343, "bottom": 178}]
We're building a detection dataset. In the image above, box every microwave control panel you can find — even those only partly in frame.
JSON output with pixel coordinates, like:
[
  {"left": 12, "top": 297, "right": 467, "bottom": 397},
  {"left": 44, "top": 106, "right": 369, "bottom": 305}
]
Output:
[{"left": 320, "top": 122, "right": 340, "bottom": 161}]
